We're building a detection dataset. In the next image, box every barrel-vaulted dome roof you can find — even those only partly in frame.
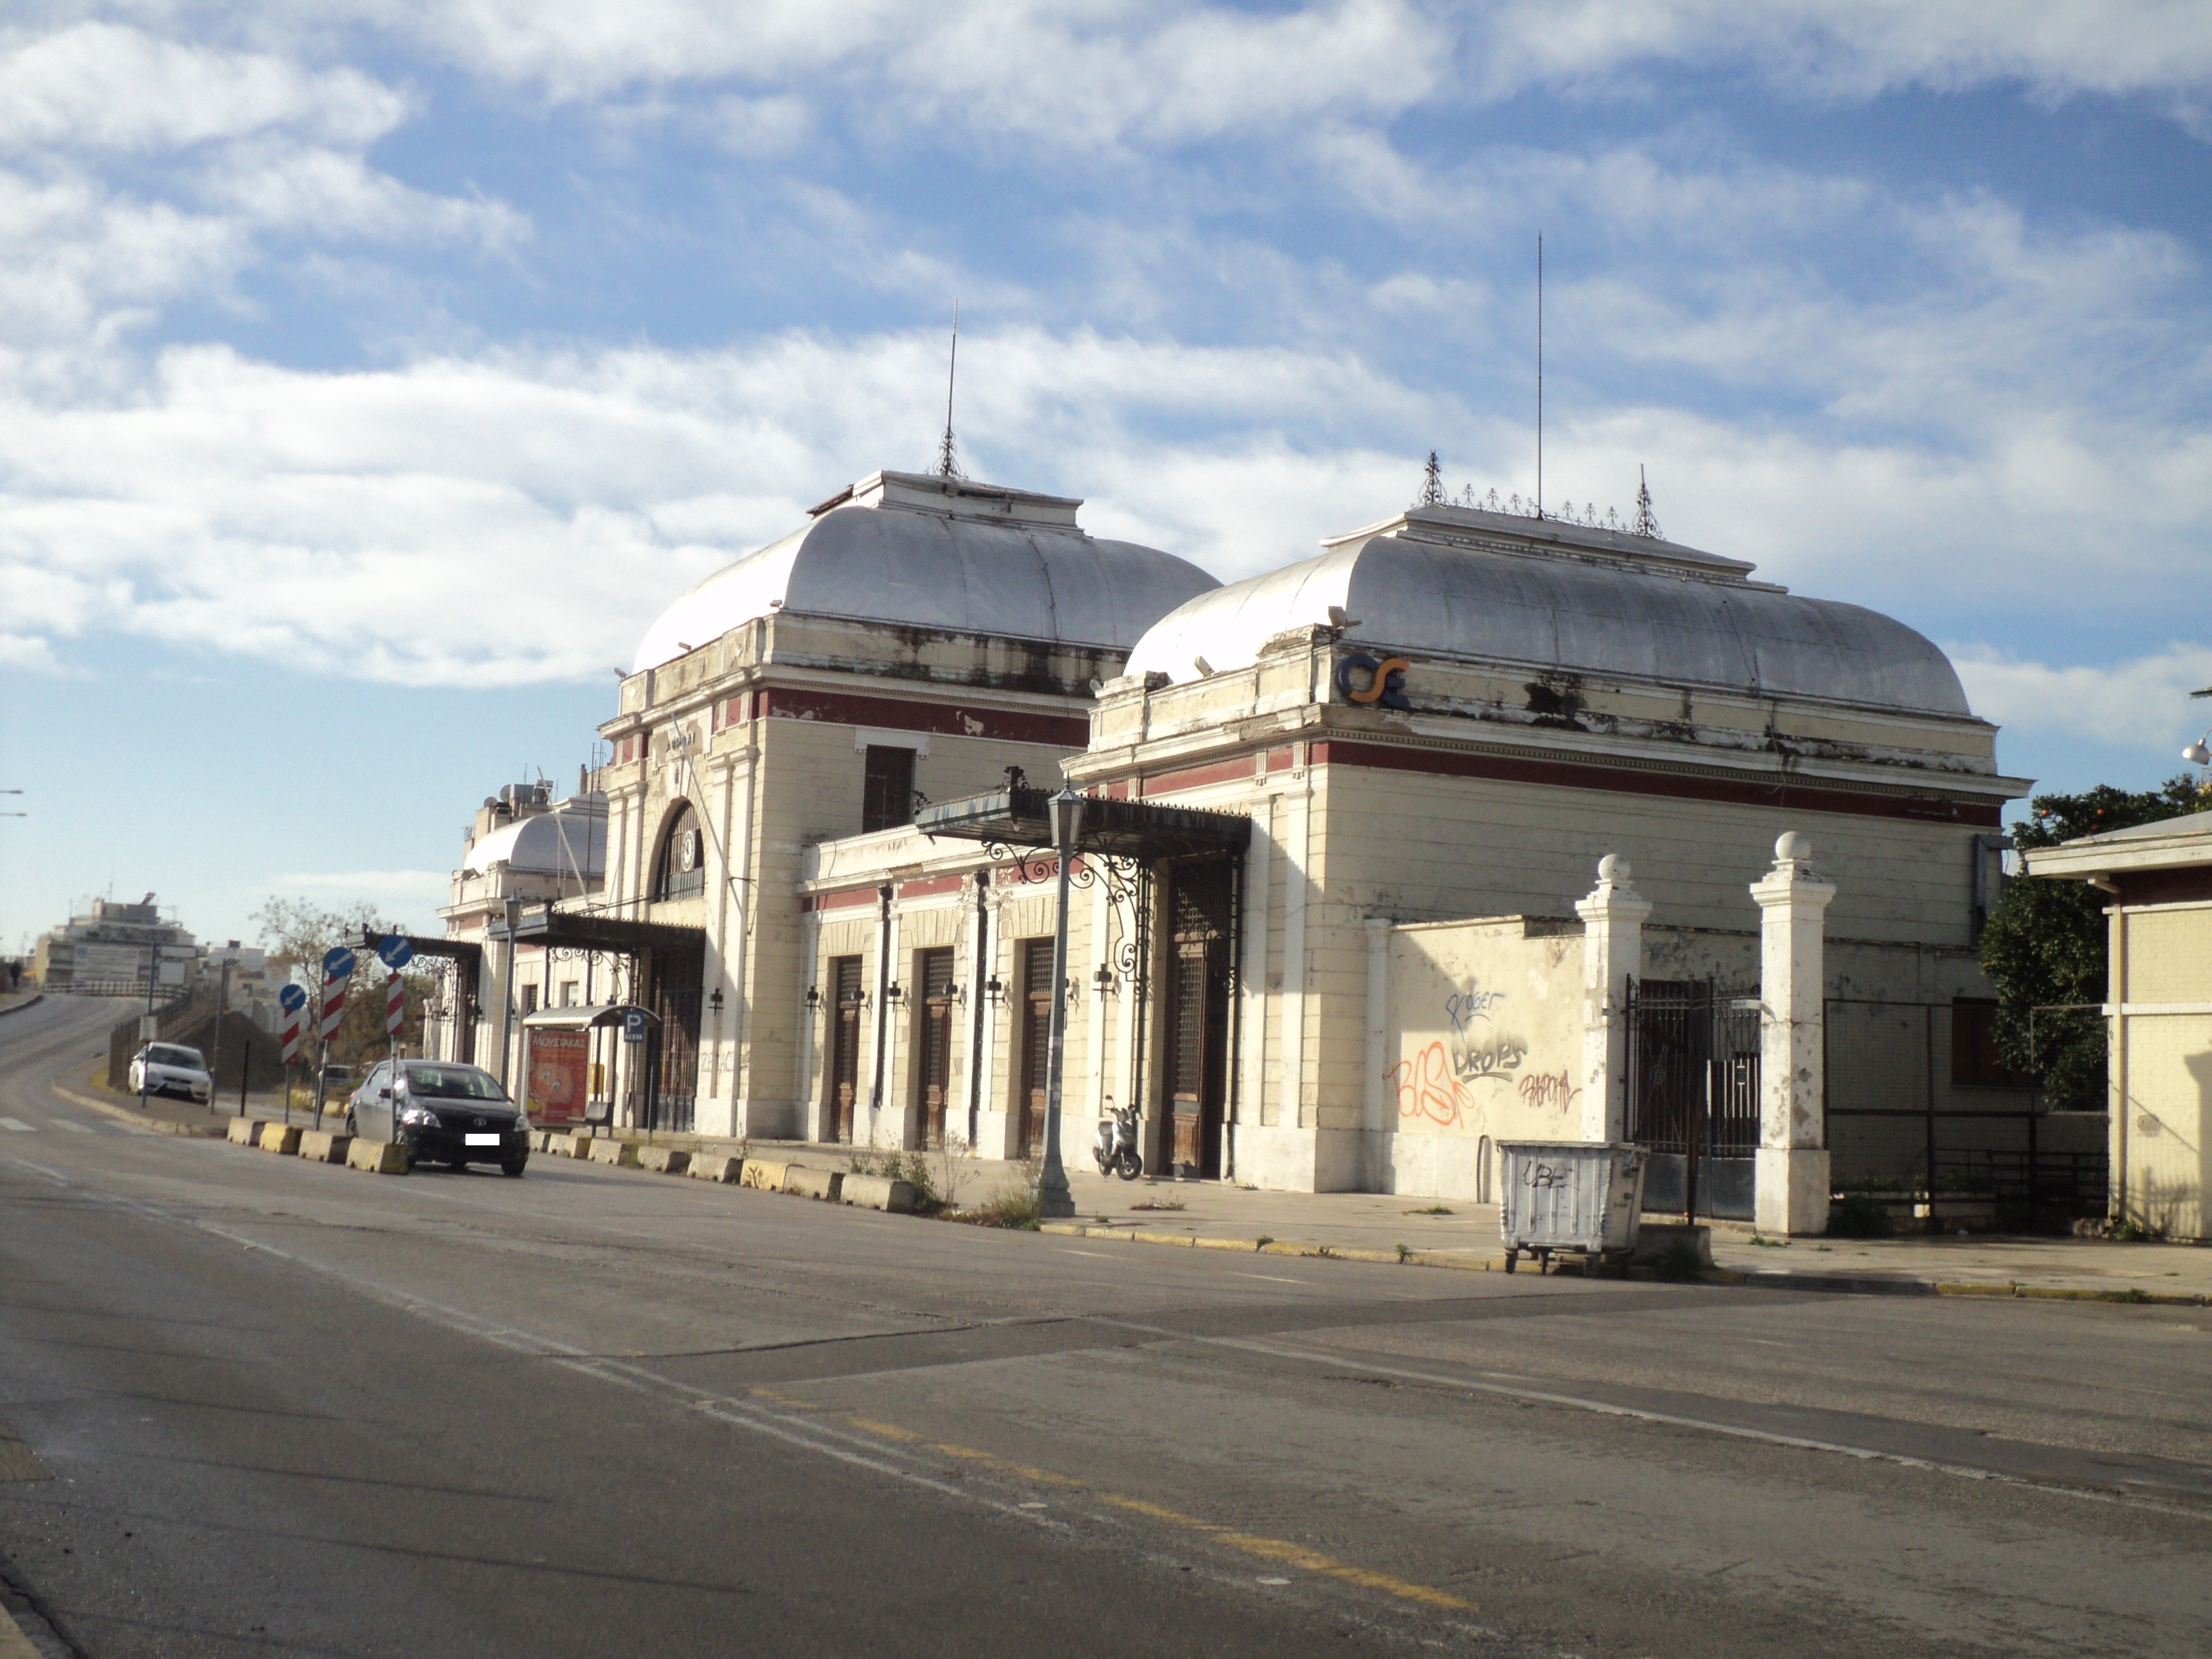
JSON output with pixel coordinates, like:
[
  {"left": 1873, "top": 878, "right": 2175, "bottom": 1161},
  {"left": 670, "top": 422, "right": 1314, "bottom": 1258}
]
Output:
[
  {"left": 1124, "top": 504, "right": 1972, "bottom": 718},
  {"left": 632, "top": 470, "right": 1221, "bottom": 674},
  {"left": 462, "top": 794, "right": 607, "bottom": 878}
]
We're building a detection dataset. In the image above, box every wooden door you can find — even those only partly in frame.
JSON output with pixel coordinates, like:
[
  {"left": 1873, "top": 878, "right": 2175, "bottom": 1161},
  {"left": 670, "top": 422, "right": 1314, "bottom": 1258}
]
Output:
[
  {"left": 828, "top": 956, "right": 863, "bottom": 1143},
  {"left": 1162, "top": 863, "right": 1232, "bottom": 1179},
  {"left": 916, "top": 947, "right": 955, "bottom": 1148},
  {"left": 1018, "top": 939, "right": 1054, "bottom": 1159}
]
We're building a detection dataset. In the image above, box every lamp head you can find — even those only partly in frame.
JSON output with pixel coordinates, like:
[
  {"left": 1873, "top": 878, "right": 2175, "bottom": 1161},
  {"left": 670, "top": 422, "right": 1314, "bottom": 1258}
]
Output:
[
  {"left": 2185, "top": 737, "right": 2211, "bottom": 766},
  {"left": 1048, "top": 785, "right": 1085, "bottom": 852}
]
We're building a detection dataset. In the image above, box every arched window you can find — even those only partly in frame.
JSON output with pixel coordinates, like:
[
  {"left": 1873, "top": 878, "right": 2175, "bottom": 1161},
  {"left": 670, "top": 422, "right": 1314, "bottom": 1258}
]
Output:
[{"left": 653, "top": 804, "right": 706, "bottom": 901}]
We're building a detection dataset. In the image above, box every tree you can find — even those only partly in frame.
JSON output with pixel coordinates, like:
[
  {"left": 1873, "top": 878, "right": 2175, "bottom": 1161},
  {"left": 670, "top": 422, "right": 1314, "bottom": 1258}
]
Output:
[
  {"left": 252, "top": 897, "right": 436, "bottom": 1074},
  {"left": 1981, "top": 777, "right": 2207, "bottom": 1111}
]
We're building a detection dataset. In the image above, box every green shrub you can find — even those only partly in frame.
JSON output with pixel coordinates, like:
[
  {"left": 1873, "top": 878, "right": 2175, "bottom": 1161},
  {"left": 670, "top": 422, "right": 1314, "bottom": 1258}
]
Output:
[{"left": 1828, "top": 1192, "right": 1893, "bottom": 1239}]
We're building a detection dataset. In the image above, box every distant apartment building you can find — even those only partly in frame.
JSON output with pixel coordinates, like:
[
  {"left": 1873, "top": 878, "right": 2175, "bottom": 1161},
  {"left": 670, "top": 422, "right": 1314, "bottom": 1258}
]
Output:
[{"left": 32, "top": 895, "right": 199, "bottom": 993}]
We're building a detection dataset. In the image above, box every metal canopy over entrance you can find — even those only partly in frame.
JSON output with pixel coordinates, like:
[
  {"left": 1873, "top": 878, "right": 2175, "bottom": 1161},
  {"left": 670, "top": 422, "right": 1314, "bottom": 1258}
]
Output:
[
  {"left": 492, "top": 907, "right": 707, "bottom": 1134},
  {"left": 914, "top": 777, "right": 1249, "bottom": 861}
]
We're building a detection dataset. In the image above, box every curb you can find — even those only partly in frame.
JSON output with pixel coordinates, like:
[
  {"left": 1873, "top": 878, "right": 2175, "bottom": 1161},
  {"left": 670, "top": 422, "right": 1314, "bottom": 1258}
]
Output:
[
  {"left": 52, "top": 1079, "right": 227, "bottom": 1137},
  {"left": 89, "top": 1094, "right": 2210, "bottom": 1310},
  {"left": 0, "top": 993, "right": 44, "bottom": 1020}
]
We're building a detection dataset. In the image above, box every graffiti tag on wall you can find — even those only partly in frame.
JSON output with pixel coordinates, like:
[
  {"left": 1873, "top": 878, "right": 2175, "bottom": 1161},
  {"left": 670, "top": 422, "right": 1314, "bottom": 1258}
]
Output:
[
  {"left": 1517, "top": 1069, "right": 1580, "bottom": 1113},
  {"left": 1387, "top": 975, "right": 1578, "bottom": 1128}
]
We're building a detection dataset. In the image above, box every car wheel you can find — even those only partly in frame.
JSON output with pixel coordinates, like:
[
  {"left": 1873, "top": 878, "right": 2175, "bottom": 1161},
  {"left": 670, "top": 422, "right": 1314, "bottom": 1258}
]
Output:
[
  {"left": 343, "top": 1113, "right": 358, "bottom": 1136},
  {"left": 501, "top": 1157, "right": 527, "bottom": 1179}
]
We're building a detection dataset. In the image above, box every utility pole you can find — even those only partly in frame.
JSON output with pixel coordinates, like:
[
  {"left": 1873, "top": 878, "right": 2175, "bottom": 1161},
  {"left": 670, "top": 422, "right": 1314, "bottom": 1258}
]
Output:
[
  {"left": 497, "top": 896, "right": 521, "bottom": 1090},
  {"left": 206, "top": 941, "right": 236, "bottom": 1116}
]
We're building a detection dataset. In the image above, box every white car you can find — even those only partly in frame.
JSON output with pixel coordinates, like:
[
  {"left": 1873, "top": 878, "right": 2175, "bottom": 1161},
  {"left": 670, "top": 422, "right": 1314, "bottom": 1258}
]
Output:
[{"left": 129, "top": 1042, "right": 213, "bottom": 1104}]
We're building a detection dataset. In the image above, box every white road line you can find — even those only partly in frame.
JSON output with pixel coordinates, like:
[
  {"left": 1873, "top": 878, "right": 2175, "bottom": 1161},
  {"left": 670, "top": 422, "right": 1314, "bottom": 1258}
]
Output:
[{"left": 0, "top": 1118, "right": 34, "bottom": 1132}]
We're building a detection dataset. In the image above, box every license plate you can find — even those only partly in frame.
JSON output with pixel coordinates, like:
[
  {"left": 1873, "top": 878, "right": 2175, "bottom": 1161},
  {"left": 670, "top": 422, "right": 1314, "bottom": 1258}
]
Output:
[{"left": 464, "top": 1132, "right": 501, "bottom": 1147}]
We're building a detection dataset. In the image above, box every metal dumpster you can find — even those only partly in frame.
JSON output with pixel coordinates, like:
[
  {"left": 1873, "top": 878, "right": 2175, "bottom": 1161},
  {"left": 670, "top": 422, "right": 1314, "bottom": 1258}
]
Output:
[{"left": 1496, "top": 1141, "right": 1645, "bottom": 1275}]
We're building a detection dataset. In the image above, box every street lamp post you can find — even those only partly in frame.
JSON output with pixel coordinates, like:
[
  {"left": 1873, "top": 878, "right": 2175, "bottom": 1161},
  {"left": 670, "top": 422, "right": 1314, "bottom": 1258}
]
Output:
[{"left": 1037, "top": 786, "right": 1084, "bottom": 1221}]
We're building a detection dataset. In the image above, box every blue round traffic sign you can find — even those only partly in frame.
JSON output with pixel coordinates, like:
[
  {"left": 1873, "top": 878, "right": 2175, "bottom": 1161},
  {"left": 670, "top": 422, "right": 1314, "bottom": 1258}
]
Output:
[
  {"left": 278, "top": 983, "right": 308, "bottom": 1013},
  {"left": 323, "top": 945, "right": 356, "bottom": 979},
  {"left": 376, "top": 934, "right": 414, "bottom": 970}
]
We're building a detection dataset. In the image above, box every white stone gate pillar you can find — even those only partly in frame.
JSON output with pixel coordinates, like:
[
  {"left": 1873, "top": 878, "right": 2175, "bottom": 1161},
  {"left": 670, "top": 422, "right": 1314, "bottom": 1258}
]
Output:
[
  {"left": 1750, "top": 833, "right": 1835, "bottom": 1236},
  {"left": 1575, "top": 855, "right": 1650, "bottom": 1143}
]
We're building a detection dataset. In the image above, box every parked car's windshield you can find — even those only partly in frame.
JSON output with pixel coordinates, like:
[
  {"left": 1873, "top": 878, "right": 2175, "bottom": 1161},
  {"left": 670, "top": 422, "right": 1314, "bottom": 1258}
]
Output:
[
  {"left": 403, "top": 1065, "right": 507, "bottom": 1101},
  {"left": 148, "top": 1045, "right": 203, "bottom": 1067}
]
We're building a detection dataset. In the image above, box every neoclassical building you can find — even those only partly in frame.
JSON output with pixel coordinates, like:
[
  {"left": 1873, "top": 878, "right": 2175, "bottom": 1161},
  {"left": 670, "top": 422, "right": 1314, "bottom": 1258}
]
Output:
[{"left": 445, "top": 466, "right": 2034, "bottom": 1206}]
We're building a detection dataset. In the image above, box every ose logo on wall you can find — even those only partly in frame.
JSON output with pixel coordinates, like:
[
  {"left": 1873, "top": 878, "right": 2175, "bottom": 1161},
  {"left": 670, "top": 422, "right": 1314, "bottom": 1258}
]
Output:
[
  {"left": 676, "top": 828, "right": 700, "bottom": 872},
  {"left": 1336, "top": 652, "right": 1412, "bottom": 710}
]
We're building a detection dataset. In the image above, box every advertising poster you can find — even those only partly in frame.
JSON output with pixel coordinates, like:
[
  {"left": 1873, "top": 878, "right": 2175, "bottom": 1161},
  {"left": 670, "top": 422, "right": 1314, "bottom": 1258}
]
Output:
[{"left": 525, "top": 1027, "right": 590, "bottom": 1124}]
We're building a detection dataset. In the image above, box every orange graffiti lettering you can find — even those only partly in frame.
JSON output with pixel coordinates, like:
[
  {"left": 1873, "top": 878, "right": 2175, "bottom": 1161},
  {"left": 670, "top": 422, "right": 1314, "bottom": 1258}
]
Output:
[{"left": 1388, "top": 1041, "right": 1473, "bottom": 1128}]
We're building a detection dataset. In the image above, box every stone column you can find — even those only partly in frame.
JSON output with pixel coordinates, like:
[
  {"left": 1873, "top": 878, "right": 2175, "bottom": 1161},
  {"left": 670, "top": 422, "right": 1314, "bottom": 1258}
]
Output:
[
  {"left": 1750, "top": 832, "right": 1836, "bottom": 1236},
  {"left": 1574, "top": 855, "right": 1651, "bottom": 1144}
]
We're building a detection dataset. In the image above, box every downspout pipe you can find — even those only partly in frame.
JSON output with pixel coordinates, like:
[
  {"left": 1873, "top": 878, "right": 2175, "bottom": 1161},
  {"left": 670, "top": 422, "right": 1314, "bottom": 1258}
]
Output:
[
  {"left": 967, "top": 871, "right": 989, "bottom": 1149},
  {"left": 870, "top": 883, "right": 892, "bottom": 1140}
]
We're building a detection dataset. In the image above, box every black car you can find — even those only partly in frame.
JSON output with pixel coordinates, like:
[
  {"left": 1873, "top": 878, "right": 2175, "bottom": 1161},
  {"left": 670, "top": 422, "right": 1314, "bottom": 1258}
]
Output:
[{"left": 346, "top": 1060, "right": 529, "bottom": 1176}]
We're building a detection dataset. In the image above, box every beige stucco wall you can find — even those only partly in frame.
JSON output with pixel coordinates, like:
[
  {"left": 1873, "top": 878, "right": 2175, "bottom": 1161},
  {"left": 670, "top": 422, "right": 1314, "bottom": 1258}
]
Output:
[
  {"left": 2112, "top": 901, "right": 2212, "bottom": 1241},
  {"left": 1377, "top": 917, "right": 1588, "bottom": 1200}
]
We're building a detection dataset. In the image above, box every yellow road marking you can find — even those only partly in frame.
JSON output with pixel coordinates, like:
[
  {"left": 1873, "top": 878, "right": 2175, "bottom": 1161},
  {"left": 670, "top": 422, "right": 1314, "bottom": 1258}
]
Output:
[
  {"left": 771, "top": 1401, "right": 1477, "bottom": 1614},
  {"left": 1096, "top": 1494, "right": 1472, "bottom": 1610}
]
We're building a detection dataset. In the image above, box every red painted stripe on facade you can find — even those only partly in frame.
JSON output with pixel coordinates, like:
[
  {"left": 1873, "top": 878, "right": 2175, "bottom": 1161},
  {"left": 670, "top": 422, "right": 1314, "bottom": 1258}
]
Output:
[
  {"left": 800, "top": 885, "right": 882, "bottom": 914},
  {"left": 1307, "top": 739, "right": 2003, "bottom": 827},
  {"left": 1264, "top": 745, "right": 1295, "bottom": 773},
  {"left": 1142, "top": 756, "right": 1262, "bottom": 798},
  {"left": 895, "top": 873, "right": 968, "bottom": 900},
  {"left": 760, "top": 687, "right": 1088, "bottom": 747}
]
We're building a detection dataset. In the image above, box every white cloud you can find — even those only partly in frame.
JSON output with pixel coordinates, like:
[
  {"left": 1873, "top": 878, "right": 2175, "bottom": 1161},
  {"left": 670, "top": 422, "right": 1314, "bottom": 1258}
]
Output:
[
  {"left": 194, "top": 0, "right": 2212, "bottom": 142},
  {"left": 0, "top": 632, "right": 62, "bottom": 672},
  {"left": 0, "top": 22, "right": 406, "bottom": 152},
  {"left": 1950, "top": 644, "right": 2212, "bottom": 753},
  {"left": 1473, "top": 1, "right": 2212, "bottom": 108}
]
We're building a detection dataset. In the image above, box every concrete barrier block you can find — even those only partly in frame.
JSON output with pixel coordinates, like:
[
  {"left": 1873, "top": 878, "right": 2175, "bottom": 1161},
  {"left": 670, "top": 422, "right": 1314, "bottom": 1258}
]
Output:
[
  {"left": 588, "top": 1139, "right": 640, "bottom": 1168},
  {"left": 739, "top": 1158, "right": 789, "bottom": 1190},
  {"left": 783, "top": 1165, "right": 842, "bottom": 1201},
  {"left": 638, "top": 1146, "right": 690, "bottom": 1175},
  {"left": 344, "top": 1139, "right": 409, "bottom": 1174},
  {"left": 549, "top": 1132, "right": 592, "bottom": 1158},
  {"left": 297, "top": 1130, "right": 351, "bottom": 1164},
  {"left": 839, "top": 1174, "right": 916, "bottom": 1213},
  {"left": 256, "top": 1122, "right": 302, "bottom": 1155},
  {"left": 225, "top": 1118, "right": 264, "bottom": 1147},
  {"left": 688, "top": 1154, "right": 744, "bottom": 1183}
]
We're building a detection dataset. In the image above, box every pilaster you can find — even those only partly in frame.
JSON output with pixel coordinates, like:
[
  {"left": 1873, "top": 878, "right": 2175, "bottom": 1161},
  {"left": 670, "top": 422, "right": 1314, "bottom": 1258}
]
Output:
[
  {"left": 1750, "top": 832, "right": 1837, "bottom": 1236},
  {"left": 1574, "top": 855, "right": 1651, "bottom": 1144}
]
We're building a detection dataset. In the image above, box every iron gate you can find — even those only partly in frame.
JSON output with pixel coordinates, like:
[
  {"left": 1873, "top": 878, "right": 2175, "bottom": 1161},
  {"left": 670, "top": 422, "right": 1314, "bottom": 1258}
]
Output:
[{"left": 1626, "top": 978, "right": 1762, "bottom": 1221}]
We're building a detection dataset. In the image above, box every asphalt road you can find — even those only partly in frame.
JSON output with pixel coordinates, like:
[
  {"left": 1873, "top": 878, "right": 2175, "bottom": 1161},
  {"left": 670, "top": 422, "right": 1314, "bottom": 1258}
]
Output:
[{"left": 1, "top": 993, "right": 2207, "bottom": 1659}]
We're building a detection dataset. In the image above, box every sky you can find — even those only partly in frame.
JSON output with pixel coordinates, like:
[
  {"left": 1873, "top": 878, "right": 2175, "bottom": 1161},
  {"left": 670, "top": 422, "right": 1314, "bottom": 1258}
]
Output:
[{"left": 3, "top": 1, "right": 2210, "bottom": 955}]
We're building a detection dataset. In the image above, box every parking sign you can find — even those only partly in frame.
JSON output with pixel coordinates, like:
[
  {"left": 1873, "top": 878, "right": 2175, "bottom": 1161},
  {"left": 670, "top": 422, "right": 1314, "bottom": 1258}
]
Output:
[{"left": 621, "top": 1007, "right": 648, "bottom": 1045}]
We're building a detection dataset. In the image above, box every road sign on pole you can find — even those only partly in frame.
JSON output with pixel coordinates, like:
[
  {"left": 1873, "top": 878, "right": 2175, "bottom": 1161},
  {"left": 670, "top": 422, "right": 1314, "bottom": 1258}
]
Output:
[
  {"left": 278, "top": 983, "right": 307, "bottom": 1015},
  {"left": 621, "top": 1007, "right": 648, "bottom": 1045},
  {"left": 323, "top": 945, "right": 356, "bottom": 981},
  {"left": 386, "top": 975, "right": 406, "bottom": 1036},
  {"left": 377, "top": 935, "right": 413, "bottom": 971}
]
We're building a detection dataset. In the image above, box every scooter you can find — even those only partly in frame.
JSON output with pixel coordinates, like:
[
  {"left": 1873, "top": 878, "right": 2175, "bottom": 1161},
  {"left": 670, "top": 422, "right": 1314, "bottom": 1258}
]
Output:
[{"left": 1092, "top": 1102, "right": 1143, "bottom": 1180}]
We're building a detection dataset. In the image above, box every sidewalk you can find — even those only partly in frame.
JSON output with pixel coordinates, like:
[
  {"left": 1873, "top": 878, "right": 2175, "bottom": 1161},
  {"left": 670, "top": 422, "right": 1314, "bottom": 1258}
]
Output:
[{"left": 614, "top": 1128, "right": 2212, "bottom": 1306}]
